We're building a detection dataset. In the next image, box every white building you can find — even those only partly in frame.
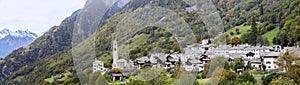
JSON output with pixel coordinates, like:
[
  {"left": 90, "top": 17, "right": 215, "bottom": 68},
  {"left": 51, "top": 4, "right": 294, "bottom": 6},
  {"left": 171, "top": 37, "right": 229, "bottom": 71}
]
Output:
[
  {"left": 261, "top": 52, "right": 281, "bottom": 71},
  {"left": 93, "top": 60, "right": 106, "bottom": 73}
]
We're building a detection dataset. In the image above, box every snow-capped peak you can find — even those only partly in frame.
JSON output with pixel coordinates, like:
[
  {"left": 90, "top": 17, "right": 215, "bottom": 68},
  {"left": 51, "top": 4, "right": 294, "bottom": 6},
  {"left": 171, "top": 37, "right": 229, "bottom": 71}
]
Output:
[
  {"left": 0, "top": 29, "right": 11, "bottom": 39},
  {"left": 0, "top": 29, "right": 38, "bottom": 39}
]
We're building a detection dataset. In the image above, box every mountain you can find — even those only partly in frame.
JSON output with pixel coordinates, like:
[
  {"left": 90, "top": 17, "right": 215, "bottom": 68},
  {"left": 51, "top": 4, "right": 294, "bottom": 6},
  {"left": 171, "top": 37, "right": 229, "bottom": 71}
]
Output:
[
  {"left": 0, "top": 0, "right": 130, "bottom": 83},
  {"left": 0, "top": 29, "right": 38, "bottom": 58},
  {"left": 0, "top": 29, "right": 38, "bottom": 40},
  {"left": 0, "top": 29, "right": 10, "bottom": 39},
  {"left": 0, "top": 9, "right": 78, "bottom": 81},
  {"left": 1, "top": 0, "right": 299, "bottom": 84}
]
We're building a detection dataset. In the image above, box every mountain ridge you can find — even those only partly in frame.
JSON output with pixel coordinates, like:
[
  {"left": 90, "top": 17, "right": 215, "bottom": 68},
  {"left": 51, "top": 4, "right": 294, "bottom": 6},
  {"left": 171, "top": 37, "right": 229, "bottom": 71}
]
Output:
[
  {"left": 0, "top": 9, "right": 79, "bottom": 80},
  {"left": 0, "top": 29, "right": 38, "bottom": 58},
  {"left": 0, "top": 29, "right": 38, "bottom": 39}
]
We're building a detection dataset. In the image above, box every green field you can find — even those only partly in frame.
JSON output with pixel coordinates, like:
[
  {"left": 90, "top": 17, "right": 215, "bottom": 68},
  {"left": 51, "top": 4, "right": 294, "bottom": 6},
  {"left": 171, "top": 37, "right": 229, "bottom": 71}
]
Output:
[
  {"left": 226, "top": 24, "right": 252, "bottom": 38},
  {"left": 262, "top": 28, "right": 280, "bottom": 46},
  {"left": 225, "top": 23, "right": 279, "bottom": 46}
]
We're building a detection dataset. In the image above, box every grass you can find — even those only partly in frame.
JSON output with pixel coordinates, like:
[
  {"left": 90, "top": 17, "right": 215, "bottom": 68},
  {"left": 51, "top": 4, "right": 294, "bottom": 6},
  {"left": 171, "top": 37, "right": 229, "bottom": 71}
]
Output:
[
  {"left": 225, "top": 24, "right": 251, "bottom": 38},
  {"left": 225, "top": 23, "right": 279, "bottom": 46},
  {"left": 44, "top": 76, "right": 55, "bottom": 83},
  {"left": 44, "top": 72, "right": 72, "bottom": 83},
  {"left": 250, "top": 70, "right": 270, "bottom": 85},
  {"left": 253, "top": 74, "right": 264, "bottom": 79},
  {"left": 57, "top": 72, "right": 72, "bottom": 81},
  {"left": 253, "top": 74, "right": 267, "bottom": 85},
  {"left": 111, "top": 81, "right": 124, "bottom": 85},
  {"left": 128, "top": 34, "right": 149, "bottom": 49},
  {"left": 118, "top": 34, "right": 149, "bottom": 55},
  {"left": 262, "top": 28, "right": 280, "bottom": 46},
  {"left": 198, "top": 78, "right": 211, "bottom": 85}
]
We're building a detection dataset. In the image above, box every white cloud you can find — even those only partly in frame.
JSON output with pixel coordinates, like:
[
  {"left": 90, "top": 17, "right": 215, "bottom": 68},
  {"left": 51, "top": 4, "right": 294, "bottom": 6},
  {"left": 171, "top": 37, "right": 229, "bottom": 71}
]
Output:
[{"left": 0, "top": 0, "right": 87, "bottom": 35}]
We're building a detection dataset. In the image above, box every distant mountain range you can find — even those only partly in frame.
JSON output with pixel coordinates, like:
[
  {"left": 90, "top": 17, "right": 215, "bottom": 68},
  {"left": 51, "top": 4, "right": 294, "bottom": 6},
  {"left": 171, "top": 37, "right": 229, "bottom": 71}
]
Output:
[{"left": 0, "top": 29, "right": 38, "bottom": 58}]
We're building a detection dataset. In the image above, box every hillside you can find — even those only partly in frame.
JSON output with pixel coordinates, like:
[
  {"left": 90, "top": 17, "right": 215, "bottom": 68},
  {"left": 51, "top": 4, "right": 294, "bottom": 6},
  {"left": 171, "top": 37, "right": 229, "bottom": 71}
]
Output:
[
  {"left": 1, "top": 0, "right": 300, "bottom": 84},
  {"left": 0, "top": 9, "right": 78, "bottom": 81},
  {"left": 0, "top": 0, "right": 132, "bottom": 82}
]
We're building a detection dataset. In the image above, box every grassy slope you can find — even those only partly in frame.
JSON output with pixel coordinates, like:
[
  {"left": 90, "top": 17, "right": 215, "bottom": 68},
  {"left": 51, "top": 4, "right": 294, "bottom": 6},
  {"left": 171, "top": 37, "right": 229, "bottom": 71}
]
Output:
[
  {"left": 226, "top": 23, "right": 279, "bottom": 46},
  {"left": 262, "top": 28, "right": 279, "bottom": 46},
  {"left": 119, "top": 34, "right": 149, "bottom": 54},
  {"left": 226, "top": 24, "right": 251, "bottom": 38}
]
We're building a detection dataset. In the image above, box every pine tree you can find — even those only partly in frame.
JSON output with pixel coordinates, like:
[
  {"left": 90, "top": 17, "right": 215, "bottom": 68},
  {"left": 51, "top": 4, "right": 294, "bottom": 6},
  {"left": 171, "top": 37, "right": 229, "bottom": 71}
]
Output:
[
  {"left": 251, "top": 16, "right": 258, "bottom": 34},
  {"left": 248, "top": 16, "right": 259, "bottom": 45}
]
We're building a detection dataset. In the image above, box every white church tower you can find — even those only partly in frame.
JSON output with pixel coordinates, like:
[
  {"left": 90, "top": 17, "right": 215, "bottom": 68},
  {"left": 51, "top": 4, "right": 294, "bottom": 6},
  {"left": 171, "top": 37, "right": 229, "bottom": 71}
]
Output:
[{"left": 112, "top": 39, "right": 118, "bottom": 68}]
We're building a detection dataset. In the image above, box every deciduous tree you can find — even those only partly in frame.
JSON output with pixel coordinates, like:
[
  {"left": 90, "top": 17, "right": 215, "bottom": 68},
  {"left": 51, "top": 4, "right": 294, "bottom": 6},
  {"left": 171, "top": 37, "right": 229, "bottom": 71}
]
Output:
[
  {"left": 270, "top": 76, "right": 296, "bottom": 85},
  {"left": 231, "top": 37, "right": 242, "bottom": 46},
  {"left": 276, "top": 51, "right": 299, "bottom": 72}
]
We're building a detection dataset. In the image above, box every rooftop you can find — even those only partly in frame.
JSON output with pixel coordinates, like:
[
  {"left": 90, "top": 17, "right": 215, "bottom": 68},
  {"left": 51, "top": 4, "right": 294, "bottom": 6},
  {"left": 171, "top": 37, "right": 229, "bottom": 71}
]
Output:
[
  {"left": 93, "top": 60, "right": 103, "bottom": 64},
  {"left": 260, "top": 52, "right": 282, "bottom": 57}
]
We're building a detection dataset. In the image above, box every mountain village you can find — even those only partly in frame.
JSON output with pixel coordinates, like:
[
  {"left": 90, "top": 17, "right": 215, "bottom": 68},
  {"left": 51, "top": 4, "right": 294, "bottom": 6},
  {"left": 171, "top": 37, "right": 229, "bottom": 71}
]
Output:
[{"left": 93, "top": 39, "right": 300, "bottom": 81}]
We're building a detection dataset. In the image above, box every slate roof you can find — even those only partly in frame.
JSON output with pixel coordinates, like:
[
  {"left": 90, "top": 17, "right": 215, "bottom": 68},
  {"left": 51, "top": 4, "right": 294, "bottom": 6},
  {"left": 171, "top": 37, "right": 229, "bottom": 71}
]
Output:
[
  {"left": 188, "top": 58, "right": 202, "bottom": 64},
  {"left": 117, "top": 59, "right": 127, "bottom": 62},
  {"left": 229, "top": 53, "right": 245, "bottom": 58},
  {"left": 93, "top": 60, "right": 103, "bottom": 64},
  {"left": 260, "top": 52, "right": 281, "bottom": 57}
]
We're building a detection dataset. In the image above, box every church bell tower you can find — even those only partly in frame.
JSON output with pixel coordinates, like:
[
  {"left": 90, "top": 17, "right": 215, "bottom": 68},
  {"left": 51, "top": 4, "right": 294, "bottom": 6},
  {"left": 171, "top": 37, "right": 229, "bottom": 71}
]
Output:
[{"left": 112, "top": 39, "right": 118, "bottom": 68}]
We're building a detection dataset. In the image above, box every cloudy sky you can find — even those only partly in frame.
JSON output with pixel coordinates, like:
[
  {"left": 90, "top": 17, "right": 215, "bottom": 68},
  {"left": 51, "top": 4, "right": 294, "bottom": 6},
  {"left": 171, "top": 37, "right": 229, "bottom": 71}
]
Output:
[{"left": 0, "top": 0, "right": 87, "bottom": 35}]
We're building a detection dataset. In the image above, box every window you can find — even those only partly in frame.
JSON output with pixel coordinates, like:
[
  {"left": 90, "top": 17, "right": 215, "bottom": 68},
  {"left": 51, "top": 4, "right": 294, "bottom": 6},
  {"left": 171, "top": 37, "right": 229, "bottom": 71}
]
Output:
[
  {"left": 268, "top": 66, "right": 271, "bottom": 68},
  {"left": 205, "top": 48, "right": 209, "bottom": 50},
  {"left": 266, "top": 61, "right": 271, "bottom": 64}
]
